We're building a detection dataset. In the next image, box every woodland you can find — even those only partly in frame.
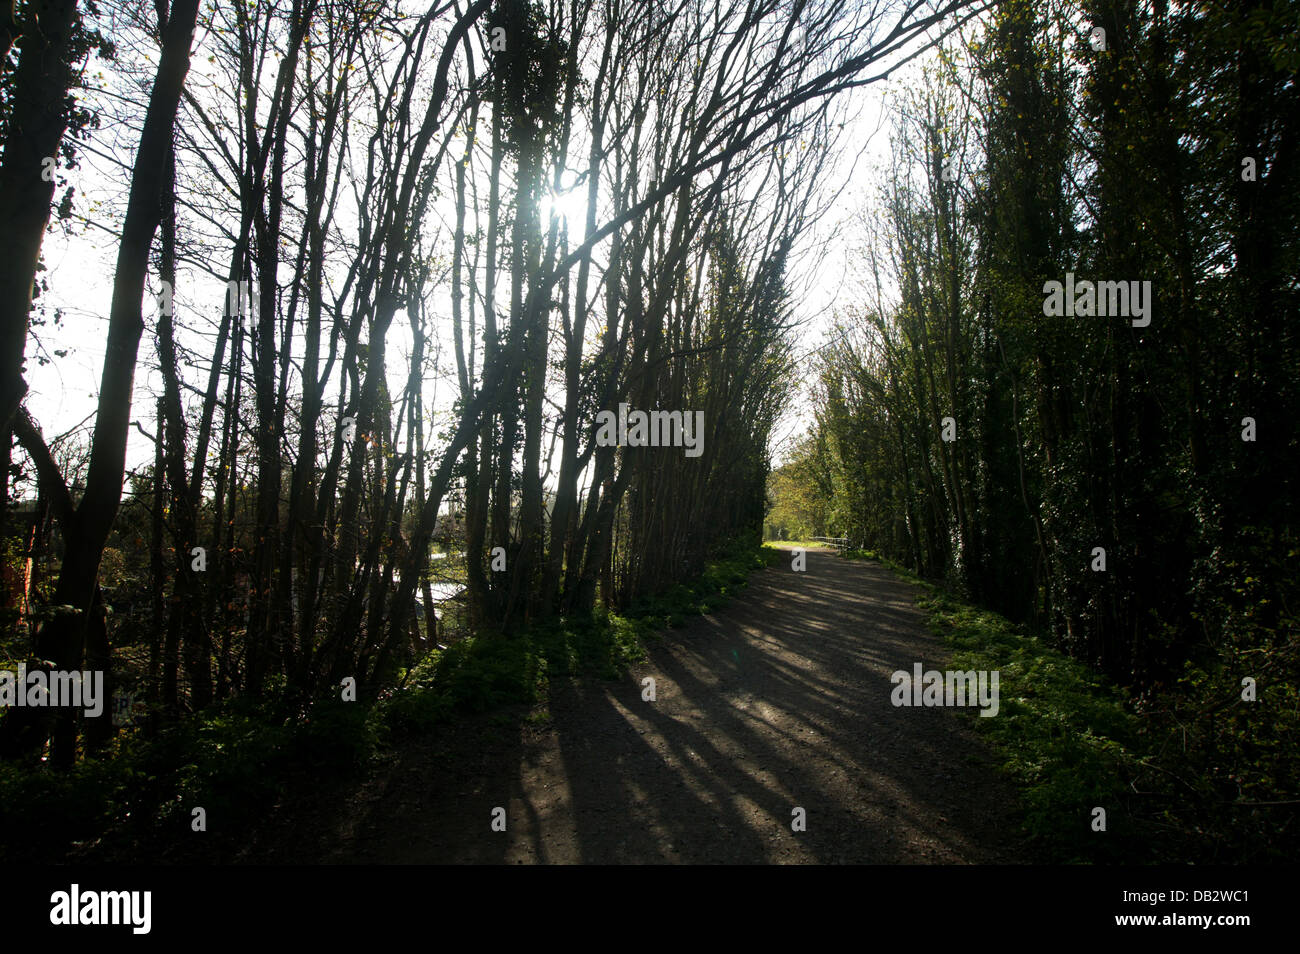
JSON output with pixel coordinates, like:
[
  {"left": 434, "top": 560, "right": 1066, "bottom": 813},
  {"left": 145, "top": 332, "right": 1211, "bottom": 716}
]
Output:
[{"left": 1, "top": 0, "right": 1295, "bottom": 864}]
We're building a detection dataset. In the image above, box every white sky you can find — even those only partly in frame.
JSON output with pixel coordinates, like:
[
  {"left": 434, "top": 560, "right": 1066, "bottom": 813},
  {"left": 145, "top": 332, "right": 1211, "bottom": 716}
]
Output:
[{"left": 23, "top": 10, "right": 951, "bottom": 489}]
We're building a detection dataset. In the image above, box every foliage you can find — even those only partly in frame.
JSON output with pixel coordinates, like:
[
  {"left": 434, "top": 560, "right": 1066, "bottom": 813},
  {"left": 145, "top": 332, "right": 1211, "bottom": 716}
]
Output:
[
  {"left": 0, "top": 536, "right": 773, "bottom": 860},
  {"left": 800, "top": 0, "right": 1300, "bottom": 861}
]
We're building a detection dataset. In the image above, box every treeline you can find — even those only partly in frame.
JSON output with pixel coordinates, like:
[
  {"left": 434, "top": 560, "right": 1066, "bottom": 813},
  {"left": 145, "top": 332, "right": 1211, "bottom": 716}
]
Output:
[
  {"left": 0, "top": 0, "right": 966, "bottom": 767},
  {"left": 791, "top": 0, "right": 1298, "bottom": 853}
]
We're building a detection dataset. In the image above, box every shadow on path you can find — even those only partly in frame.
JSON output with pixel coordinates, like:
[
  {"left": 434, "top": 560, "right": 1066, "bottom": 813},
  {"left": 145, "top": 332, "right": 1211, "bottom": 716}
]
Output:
[{"left": 259, "top": 547, "right": 1028, "bottom": 864}]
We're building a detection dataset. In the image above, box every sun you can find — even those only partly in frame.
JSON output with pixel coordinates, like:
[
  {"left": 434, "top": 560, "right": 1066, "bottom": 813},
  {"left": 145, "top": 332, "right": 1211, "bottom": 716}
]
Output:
[{"left": 538, "top": 177, "right": 588, "bottom": 227}]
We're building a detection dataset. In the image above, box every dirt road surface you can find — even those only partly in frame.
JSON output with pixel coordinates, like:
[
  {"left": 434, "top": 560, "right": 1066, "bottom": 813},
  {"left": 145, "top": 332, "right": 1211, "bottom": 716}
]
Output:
[{"left": 261, "top": 547, "right": 1028, "bottom": 864}]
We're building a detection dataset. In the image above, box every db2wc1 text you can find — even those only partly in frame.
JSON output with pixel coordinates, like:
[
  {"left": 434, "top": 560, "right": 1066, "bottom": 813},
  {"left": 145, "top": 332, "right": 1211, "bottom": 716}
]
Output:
[{"left": 1123, "top": 891, "right": 1248, "bottom": 905}]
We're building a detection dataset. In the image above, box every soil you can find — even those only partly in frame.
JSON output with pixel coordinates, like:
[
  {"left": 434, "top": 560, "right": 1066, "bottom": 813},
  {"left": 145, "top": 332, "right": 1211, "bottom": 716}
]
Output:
[{"left": 247, "top": 546, "right": 1030, "bottom": 863}]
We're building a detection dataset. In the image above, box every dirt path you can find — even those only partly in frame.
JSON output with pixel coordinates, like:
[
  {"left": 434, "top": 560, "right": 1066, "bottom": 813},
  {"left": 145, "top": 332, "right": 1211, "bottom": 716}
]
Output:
[{"left": 264, "top": 547, "right": 1028, "bottom": 863}]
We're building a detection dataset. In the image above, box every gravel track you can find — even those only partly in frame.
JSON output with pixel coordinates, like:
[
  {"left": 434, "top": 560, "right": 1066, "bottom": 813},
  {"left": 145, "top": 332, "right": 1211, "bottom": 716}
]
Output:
[{"left": 260, "top": 546, "right": 1028, "bottom": 864}]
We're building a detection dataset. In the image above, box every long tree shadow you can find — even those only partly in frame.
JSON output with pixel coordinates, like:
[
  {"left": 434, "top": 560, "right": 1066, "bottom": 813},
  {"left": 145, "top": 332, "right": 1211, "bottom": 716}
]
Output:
[
  {"left": 239, "top": 546, "right": 1026, "bottom": 864},
  {"left": 540, "top": 547, "right": 1026, "bottom": 863}
]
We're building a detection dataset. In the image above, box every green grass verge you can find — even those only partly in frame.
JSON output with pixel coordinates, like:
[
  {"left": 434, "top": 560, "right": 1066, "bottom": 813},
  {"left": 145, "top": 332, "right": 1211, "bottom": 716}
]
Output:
[
  {"left": 379, "top": 537, "right": 777, "bottom": 734},
  {"left": 845, "top": 547, "right": 1300, "bottom": 863},
  {"left": 842, "top": 548, "right": 1145, "bottom": 863}
]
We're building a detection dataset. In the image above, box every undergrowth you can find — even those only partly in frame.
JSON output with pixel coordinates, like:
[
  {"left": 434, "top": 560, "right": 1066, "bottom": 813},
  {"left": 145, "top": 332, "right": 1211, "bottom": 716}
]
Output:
[
  {"left": 0, "top": 537, "right": 775, "bottom": 861},
  {"left": 842, "top": 547, "right": 1298, "bottom": 863}
]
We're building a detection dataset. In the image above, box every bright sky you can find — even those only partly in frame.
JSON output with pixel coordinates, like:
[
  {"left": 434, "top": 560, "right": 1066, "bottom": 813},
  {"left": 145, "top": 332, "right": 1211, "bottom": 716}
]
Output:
[{"left": 23, "top": 10, "right": 951, "bottom": 489}]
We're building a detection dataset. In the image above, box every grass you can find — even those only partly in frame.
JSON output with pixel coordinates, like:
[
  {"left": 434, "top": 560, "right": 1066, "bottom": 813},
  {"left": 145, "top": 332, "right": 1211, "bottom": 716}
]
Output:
[
  {"left": 380, "top": 537, "right": 777, "bottom": 734},
  {"left": 0, "top": 536, "right": 777, "bottom": 862},
  {"left": 841, "top": 547, "right": 1146, "bottom": 863},
  {"left": 842, "top": 547, "right": 1300, "bottom": 863},
  {"left": 918, "top": 589, "right": 1144, "bottom": 862}
]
